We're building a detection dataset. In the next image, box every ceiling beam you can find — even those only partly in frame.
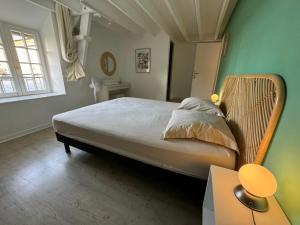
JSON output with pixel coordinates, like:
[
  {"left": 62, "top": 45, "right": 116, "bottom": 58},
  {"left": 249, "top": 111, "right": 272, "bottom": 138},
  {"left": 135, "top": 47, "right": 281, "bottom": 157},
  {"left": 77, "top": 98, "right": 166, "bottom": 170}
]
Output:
[
  {"left": 27, "top": 0, "right": 86, "bottom": 14},
  {"left": 134, "top": 0, "right": 175, "bottom": 38},
  {"left": 78, "top": 12, "right": 92, "bottom": 66},
  {"left": 164, "top": 0, "right": 189, "bottom": 41},
  {"left": 108, "top": 0, "right": 160, "bottom": 36},
  {"left": 214, "top": 0, "right": 238, "bottom": 40},
  {"left": 93, "top": 17, "right": 132, "bottom": 35},
  {"left": 214, "top": 0, "right": 229, "bottom": 40},
  {"left": 81, "top": 0, "right": 145, "bottom": 36},
  {"left": 54, "top": 0, "right": 82, "bottom": 13},
  {"left": 194, "top": 0, "right": 202, "bottom": 41},
  {"left": 26, "top": 0, "right": 55, "bottom": 12},
  {"left": 106, "top": 0, "right": 144, "bottom": 32}
]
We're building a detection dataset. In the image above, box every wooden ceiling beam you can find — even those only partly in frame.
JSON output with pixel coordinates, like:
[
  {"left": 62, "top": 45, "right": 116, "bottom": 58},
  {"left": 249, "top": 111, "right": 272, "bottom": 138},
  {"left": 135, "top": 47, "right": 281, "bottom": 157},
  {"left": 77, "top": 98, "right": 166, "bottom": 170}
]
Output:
[
  {"left": 54, "top": 0, "right": 82, "bottom": 13},
  {"left": 26, "top": 0, "right": 55, "bottom": 12},
  {"left": 81, "top": 0, "right": 145, "bottom": 36},
  {"left": 93, "top": 17, "right": 132, "bottom": 36},
  {"left": 108, "top": 0, "right": 159, "bottom": 36},
  {"left": 134, "top": 0, "right": 175, "bottom": 38},
  {"left": 164, "top": 0, "right": 189, "bottom": 41},
  {"left": 214, "top": 0, "right": 238, "bottom": 40},
  {"left": 194, "top": 0, "right": 202, "bottom": 41}
]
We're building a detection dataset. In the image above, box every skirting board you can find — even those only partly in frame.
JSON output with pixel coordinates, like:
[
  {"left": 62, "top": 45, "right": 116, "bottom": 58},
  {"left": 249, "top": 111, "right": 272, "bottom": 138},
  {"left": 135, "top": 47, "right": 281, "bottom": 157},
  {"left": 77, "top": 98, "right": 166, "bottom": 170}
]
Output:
[{"left": 0, "top": 122, "right": 52, "bottom": 143}]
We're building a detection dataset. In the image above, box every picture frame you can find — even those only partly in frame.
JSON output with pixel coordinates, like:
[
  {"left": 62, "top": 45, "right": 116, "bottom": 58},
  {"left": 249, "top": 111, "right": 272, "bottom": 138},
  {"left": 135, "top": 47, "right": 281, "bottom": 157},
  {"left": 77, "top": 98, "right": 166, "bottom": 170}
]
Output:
[{"left": 135, "top": 48, "right": 151, "bottom": 73}]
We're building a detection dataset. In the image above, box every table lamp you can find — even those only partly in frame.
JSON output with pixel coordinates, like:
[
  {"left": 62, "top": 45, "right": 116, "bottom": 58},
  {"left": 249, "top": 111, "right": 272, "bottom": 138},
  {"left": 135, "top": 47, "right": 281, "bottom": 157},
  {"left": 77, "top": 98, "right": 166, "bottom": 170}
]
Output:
[
  {"left": 234, "top": 164, "right": 277, "bottom": 212},
  {"left": 210, "top": 94, "right": 219, "bottom": 104}
]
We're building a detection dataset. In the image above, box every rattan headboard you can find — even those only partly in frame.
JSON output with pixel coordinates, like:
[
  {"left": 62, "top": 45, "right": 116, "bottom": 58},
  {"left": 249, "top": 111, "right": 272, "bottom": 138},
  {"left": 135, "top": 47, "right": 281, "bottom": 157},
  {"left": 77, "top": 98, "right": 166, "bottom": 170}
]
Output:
[{"left": 219, "top": 74, "right": 285, "bottom": 168}]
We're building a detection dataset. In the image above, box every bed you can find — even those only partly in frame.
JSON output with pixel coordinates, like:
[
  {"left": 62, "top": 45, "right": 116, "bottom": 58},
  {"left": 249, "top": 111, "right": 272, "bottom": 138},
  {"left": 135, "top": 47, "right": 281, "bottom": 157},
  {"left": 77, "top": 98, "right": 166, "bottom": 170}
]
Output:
[{"left": 52, "top": 74, "right": 285, "bottom": 179}]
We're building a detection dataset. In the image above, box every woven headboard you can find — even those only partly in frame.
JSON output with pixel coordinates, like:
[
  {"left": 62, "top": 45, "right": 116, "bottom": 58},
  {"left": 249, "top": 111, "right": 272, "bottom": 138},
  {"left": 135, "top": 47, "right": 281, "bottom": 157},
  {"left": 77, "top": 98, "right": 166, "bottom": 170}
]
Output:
[{"left": 219, "top": 74, "right": 285, "bottom": 168}]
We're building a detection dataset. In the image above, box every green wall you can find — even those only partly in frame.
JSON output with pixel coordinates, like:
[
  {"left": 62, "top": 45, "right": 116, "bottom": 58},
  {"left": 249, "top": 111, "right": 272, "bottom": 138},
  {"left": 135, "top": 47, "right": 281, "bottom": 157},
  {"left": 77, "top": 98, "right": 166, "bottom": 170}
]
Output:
[{"left": 216, "top": 0, "right": 300, "bottom": 224}]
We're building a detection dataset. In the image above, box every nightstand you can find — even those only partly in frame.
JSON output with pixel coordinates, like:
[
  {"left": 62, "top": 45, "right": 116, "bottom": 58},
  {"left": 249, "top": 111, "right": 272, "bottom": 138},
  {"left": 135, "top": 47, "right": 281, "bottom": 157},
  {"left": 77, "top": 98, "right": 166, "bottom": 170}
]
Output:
[{"left": 203, "top": 165, "right": 291, "bottom": 225}]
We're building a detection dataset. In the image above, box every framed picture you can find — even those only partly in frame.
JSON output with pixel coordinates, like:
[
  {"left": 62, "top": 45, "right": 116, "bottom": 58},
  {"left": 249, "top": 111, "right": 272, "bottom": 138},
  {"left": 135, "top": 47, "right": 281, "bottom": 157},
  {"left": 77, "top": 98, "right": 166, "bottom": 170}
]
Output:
[{"left": 135, "top": 48, "right": 151, "bottom": 73}]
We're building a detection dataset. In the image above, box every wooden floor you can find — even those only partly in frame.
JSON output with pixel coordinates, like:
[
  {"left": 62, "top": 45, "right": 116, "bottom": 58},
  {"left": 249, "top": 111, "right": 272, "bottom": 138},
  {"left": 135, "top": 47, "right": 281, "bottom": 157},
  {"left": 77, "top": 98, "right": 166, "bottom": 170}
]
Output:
[{"left": 0, "top": 128, "right": 205, "bottom": 225}]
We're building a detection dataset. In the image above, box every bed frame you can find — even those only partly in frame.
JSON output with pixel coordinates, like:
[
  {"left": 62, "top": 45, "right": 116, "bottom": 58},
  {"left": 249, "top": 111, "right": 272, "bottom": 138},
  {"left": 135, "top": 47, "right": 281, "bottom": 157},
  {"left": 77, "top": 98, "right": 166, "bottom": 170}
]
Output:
[
  {"left": 56, "top": 74, "right": 285, "bottom": 170},
  {"left": 219, "top": 74, "right": 285, "bottom": 168}
]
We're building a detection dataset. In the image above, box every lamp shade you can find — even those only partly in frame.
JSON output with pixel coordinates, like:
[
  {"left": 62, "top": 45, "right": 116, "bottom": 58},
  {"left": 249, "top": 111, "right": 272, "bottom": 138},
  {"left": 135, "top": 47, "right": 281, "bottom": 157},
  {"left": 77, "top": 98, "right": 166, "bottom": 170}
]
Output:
[
  {"left": 210, "top": 94, "right": 219, "bottom": 103},
  {"left": 238, "top": 164, "right": 277, "bottom": 198}
]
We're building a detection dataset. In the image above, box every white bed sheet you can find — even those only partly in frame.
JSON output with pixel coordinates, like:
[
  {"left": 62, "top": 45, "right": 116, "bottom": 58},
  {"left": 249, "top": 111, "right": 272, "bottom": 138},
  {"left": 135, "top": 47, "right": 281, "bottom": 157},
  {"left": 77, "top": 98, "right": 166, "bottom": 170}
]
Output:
[{"left": 52, "top": 97, "right": 236, "bottom": 179}]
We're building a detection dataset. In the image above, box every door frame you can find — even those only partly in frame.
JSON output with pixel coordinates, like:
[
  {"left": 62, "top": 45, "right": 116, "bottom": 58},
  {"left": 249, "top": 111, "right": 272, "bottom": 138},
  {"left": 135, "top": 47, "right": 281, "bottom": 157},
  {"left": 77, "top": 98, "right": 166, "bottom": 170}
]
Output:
[{"left": 166, "top": 40, "right": 174, "bottom": 101}]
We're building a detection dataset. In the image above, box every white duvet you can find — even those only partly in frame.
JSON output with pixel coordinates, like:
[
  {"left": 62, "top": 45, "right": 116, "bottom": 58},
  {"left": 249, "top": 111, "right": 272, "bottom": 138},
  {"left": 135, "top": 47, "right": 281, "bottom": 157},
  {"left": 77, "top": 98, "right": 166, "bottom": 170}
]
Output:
[{"left": 52, "top": 97, "right": 236, "bottom": 179}]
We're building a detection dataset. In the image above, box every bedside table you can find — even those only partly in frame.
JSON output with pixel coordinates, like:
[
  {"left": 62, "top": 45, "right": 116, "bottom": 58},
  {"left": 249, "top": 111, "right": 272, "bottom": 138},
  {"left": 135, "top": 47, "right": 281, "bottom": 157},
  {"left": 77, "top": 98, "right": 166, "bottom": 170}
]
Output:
[{"left": 203, "top": 165, "right": 291, "bottom": 225}]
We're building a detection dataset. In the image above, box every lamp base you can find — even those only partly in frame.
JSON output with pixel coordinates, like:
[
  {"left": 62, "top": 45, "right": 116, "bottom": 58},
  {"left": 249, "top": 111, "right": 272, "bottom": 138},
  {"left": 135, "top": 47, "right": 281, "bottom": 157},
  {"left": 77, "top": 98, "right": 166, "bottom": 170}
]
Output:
[{"left": 234, "top": 185, "right": 268, "bottom": 212}]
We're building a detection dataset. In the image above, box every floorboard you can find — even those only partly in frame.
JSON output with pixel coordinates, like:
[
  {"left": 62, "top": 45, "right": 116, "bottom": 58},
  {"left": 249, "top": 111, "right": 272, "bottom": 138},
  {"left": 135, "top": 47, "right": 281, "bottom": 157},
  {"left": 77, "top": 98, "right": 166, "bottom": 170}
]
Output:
[{"left": 0, "top": 128, "right": 205, "bottom": 225}]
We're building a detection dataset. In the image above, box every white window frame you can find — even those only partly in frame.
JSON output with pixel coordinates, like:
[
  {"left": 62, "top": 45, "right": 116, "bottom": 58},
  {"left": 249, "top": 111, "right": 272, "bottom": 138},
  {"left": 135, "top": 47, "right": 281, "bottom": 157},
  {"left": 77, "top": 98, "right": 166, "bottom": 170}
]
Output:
[
  {"left": 0, "top": 24, "right": 19, "bottom": 98},
  {"left": 0, "top": 21, "right": 51, "bottom": 98}
]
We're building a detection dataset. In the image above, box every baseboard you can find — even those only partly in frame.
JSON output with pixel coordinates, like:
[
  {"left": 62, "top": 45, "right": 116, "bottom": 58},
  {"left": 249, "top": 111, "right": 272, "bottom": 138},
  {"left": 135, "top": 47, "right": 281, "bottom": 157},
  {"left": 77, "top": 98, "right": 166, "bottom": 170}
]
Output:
[{"left": 0, "top": 123, "right": 52, "bottom": 143}]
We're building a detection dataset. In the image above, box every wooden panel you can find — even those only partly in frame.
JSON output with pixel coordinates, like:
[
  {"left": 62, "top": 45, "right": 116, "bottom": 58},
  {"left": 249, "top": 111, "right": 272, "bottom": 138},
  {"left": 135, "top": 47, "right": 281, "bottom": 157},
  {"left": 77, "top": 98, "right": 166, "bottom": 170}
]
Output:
[
  {"left": 219, "top": 74, "right": 285, "bottom": 168},
  {"left": 0, "top": 128, "right": 202, "bottom": 225}
]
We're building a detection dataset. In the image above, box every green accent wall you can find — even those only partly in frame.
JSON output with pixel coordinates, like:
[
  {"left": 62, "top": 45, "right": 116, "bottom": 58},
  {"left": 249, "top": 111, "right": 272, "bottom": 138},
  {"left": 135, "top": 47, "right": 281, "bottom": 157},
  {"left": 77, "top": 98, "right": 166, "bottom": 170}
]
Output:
[{"left": 216, "top": 0, "right": 300, "bottom": 224}]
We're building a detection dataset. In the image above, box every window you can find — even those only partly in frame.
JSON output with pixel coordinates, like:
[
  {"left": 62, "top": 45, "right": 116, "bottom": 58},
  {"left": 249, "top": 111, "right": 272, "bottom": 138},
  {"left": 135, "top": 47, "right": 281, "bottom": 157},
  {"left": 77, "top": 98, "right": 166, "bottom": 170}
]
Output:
[
  {"left": 0, "top": 35, "right": 15, "bottom": 96},
  {"left": 0, "top": 22, "right": 50, "bottom": 98}
]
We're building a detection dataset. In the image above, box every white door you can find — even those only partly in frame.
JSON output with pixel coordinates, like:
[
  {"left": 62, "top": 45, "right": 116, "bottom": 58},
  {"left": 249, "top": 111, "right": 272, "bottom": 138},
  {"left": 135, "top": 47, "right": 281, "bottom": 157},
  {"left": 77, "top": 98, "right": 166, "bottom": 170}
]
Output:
[{"left": 191, "top": 42, "right": 222, "bottom": 99}]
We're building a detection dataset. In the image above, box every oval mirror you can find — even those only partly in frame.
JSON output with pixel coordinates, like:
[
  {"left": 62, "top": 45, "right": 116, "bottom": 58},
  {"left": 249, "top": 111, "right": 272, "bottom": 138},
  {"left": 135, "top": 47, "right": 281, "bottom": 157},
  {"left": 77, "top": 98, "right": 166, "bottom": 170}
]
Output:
[{"left": 100, "top": 52, "right": 116, "bottom": 76}]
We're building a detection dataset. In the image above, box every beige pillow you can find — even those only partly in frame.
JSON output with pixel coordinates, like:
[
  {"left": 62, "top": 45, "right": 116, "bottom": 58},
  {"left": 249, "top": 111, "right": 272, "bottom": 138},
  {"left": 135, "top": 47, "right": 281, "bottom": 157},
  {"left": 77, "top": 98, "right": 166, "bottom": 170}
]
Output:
[
  {"left": 177, "top": 97, "right": 224, "bottom": 117},
  {"left": 162, "top": 110, "right": 238, "bottom": 152}
]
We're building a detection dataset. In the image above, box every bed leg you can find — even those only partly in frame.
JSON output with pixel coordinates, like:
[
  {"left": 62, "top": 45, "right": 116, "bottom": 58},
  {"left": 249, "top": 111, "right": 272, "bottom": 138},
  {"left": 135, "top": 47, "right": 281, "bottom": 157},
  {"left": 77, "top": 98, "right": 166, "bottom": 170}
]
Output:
[{"left": 64, "top": 143, "right": 71, "bottom": 154}]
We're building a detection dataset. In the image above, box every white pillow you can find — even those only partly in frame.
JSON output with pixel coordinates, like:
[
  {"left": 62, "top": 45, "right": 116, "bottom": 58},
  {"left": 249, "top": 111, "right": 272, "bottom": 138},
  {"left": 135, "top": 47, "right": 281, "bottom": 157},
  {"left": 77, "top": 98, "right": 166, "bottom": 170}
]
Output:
[
  {"left": 177, "top": 97, "right": 224, "bottom": 117},
  {"left": 162, "top": 110, "right": 238, "bottom": 152}
]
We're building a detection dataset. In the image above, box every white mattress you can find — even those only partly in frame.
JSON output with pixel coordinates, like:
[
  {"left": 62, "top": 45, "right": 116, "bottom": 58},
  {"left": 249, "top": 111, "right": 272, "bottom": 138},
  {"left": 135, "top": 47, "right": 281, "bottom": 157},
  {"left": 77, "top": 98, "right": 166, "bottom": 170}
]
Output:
[{"left": 52, "top": 97, "right": 236, "bottom": 179}]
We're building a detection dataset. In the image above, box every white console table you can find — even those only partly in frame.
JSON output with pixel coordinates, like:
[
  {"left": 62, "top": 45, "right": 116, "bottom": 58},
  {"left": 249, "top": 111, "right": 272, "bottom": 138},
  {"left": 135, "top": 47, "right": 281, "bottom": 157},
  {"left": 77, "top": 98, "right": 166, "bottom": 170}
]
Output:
[{"left": 98, "top": 82, "right": 130, "bottom": 102}]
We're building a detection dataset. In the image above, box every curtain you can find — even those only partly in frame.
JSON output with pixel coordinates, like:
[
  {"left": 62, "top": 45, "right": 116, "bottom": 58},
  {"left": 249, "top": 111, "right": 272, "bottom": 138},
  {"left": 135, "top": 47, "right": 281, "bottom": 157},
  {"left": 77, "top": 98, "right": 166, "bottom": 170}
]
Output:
[{"left": 55, "top": 3, "right": 86, "bottom": 81}]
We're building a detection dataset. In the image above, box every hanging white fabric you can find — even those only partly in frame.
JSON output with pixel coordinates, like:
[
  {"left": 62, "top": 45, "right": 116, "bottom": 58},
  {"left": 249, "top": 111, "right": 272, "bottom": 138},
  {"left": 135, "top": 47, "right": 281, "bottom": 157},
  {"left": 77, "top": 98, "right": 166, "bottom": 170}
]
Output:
[{"left": 55, "top": 3, "right": 86, "bottom": 81}]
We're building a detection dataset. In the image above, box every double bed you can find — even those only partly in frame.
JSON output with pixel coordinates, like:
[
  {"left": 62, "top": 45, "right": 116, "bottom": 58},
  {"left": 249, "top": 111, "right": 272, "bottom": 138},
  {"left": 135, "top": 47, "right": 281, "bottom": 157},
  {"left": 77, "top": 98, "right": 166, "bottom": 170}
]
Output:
[
  {"left": 52, "top": 74, "right": 285, "bottom": 179},
  {"left": 53, "top": 97, "right": 236, "bottom": 179}
]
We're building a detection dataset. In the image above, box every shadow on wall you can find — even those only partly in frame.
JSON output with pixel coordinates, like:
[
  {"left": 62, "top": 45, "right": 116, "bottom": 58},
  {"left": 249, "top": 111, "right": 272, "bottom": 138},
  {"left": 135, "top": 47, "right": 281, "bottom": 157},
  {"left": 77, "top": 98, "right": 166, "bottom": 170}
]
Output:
[
  {"left": 275, "top": 155, "right": 300, "bottom": 219},
  {"left": 169, "top": 41, "right": 196, "bottom": 101}
]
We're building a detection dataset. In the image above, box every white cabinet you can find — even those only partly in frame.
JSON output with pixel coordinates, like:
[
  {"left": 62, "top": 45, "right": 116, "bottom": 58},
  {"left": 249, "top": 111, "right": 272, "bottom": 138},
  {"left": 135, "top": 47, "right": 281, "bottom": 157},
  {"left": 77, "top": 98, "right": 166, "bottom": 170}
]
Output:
[
  {"left": 98, "top": 83, "right": 130, "bottom": 102},
  {"left": 90, "top": 78, "right": 130, "bottom": 103},
  {"left": 203, "top": 166, "right": 291, "bottom": 225}
]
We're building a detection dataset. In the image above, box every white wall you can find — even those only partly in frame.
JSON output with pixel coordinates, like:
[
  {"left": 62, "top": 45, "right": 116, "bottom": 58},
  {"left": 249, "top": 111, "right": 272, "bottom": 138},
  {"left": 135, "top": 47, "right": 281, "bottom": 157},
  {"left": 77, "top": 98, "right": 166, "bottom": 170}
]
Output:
[
  {"left": 0, "top": 82, "right": 93, "bottom": 142},
  {"left": 40, "top": 13, "right": 65, "bottom": 93},
  {"left": 169, "top": 42, "right": 196, "bottom": 100},
  {"left": 0, "top": 4, "right": 171, "bottom": 142},
  {"left": 85, "top": 24, "right": 171, "bottom": 101},
  {"left": 0, "top": 3, "right": 94, "bottom": 142},
  {"left": 0, "top": 0, "right": 48, "bottom": 29},
  {"left": 85, "top": 21, "right": 121, "bottom": 80},
  {"left": 119, "top": 32, "right": 170, "bottom": 100}
]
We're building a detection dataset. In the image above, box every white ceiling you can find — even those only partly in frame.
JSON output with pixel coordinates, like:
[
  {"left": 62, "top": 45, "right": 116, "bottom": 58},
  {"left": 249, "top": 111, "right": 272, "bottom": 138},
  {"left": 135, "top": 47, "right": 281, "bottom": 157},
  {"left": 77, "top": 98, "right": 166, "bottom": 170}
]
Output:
[
  {"left": 81, "top": 0, "right": 238, "bottom": 42},
  {"left": 24, "top": 0, "right": 238, "bottom": 42},
  {"left": 0, "top": 0, "right": 49, "bottom": 29}
]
